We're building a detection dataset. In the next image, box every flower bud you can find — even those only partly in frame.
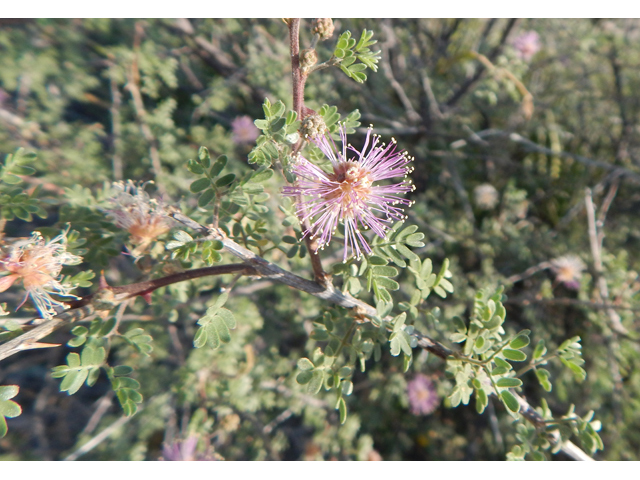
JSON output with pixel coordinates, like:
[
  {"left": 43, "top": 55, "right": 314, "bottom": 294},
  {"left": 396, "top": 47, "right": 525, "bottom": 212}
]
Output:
[
  {"left": 300, "top": 114, "right": 327, "bottom": 139},
  {"left": 299, "top": 48, "right": 318, "bottom": 74},
  {"left": 312, "top": 18, "right": 334, "bottom": 40}
]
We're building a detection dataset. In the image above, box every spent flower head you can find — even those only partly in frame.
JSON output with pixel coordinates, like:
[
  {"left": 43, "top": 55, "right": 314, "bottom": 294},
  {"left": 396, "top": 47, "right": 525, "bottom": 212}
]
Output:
[
  {"left": 407, "top": 374, "right": 439, "bottom": 416},
  {"left": 550, "top": 254, "right": 585, "bottom": 290},
  {"left": 283, "top": 124, "right": 415, "bottom": 261},
  {"left": 104, "top": 180, "right": 173, "bottom": 256},
  {"left": 473, "top": 183, "right": 499, "bottom": 210},
  {"left": 0, "top": 231, "right": 82, "bottom": 319}
]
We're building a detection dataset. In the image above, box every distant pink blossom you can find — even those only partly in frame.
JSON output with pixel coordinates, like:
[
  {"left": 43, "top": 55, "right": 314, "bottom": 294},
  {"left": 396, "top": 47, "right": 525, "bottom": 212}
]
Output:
[
  {"left": 407, "top": 374, "right": 439, "bottom": 416},
  {"left": 511, "top": 31, "right": 541, "bottom": 61},
  {"left": 161, "top": 436, "right": 219, "bottom": 461},
  {"left": 231, "top": 115, "right": 260, "bottom": 145}
]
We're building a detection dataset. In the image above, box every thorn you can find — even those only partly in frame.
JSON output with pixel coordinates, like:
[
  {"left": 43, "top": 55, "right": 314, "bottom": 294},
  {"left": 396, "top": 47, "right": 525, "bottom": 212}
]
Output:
[
  {"left": 20, "top": 341, "right": 61, "bottom": 351},
  {"left": 99, "top": 271, "right": 110, "bottom": 290}
]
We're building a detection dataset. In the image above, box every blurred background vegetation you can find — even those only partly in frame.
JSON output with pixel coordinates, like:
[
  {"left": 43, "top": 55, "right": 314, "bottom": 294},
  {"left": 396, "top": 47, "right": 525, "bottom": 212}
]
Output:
[{"left": 1, "top": 18, "right": 639, "bottom": 460}]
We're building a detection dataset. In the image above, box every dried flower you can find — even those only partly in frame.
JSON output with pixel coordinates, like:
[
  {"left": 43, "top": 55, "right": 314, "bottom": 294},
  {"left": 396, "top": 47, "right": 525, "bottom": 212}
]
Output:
[
  {"left": 231, "top": 115, "right": 260, "bottom": 145},
  {"left": 104, "top": 181, "right": 173, "bottom": 256},
  {"left": 473, "top": 183, "right": 499, "bottom": 210},
  {"left": 550, "top": 255, "right": 585, "bottom": 290},
  {"left": 0, "top": 231, "right": 81, "bottom": 319},
  {"left": 283, "top": 124, "right": 415, "bottom": 261},
  {"left": 407, "top": 374, "right": 439, "bottom": 416},
  {"left": 511, "top": 31, "right": 541, "bottom": 61}
]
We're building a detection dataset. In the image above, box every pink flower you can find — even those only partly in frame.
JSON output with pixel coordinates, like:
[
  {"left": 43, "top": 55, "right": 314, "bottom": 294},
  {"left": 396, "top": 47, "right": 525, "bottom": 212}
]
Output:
[
  {"left": 511, "top": 31, "right": 541, "bottom": 61},
  {"left": 161, "top": 436, "right": 219, "bottom": 461},
  {"left": 231, "top": 115, "right": 260, "bottom": 145},
  {"left": 407, "top": 374, "right": 439, "bottom": 416},
  {"left": 0, "top": 231, "right": 81, "bottom": 318},
  {"left": 282, "top": 124, "right": 415, "bottom": 261}
]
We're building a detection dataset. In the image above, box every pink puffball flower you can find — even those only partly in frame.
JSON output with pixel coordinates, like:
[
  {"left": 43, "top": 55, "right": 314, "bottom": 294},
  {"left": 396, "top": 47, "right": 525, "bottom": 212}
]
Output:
[
  {"left": 0, "top": 231, "right": 82, "bottom": 319},
  {"left": 282, "top": 124, "right": 415, "bottom": 262},
  {"left": 161, "top": 436, "right": 219, "bottom": 461},
  {"left": 407, "top": 374, "right": 439, "bottom": 416},
  {"left": 511, "top": 31, "right": 541, "bottom": 61},
  {"left": 231, "top": 115, "right": 260, "bottom": 145}
]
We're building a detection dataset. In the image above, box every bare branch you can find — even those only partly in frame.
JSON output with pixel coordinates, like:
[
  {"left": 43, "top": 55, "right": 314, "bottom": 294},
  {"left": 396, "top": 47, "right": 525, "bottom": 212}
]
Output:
[{"left": 0, "top": 264, "right": 256, "bottom": 362}]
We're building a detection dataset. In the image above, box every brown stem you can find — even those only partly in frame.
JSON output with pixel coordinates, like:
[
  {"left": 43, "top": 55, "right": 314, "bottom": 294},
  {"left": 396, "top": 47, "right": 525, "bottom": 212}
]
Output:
[
  {"left": 67, "top": 264, "right": 256, "bottom": 309},
  {"left": 0, "top": 263, "right": 256, "bottom": 362},
  {"left": 287, "top": 18, "right": 328, "bottom": 285}
]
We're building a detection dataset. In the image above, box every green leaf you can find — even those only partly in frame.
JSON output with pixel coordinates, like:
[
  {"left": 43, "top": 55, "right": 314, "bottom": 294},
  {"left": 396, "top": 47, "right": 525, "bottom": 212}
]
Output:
[
  {"left": 374, "top": 276, "right": 400, "bottom": 291},
  {"left": 198, "top": 146, "right": 211, "bottom": 167},
  {"left": 502, "top": 349, "right": 527, "bottom": 362},
  {"left": 197, "top": 188, "right": 215, "bottom": 208},
  {"left": 509, "top": 333, "right": 530, "bottom": 350},
  {"left": 308, "top": 370, "right": 324, "bottom": 394},
  {"left": 395, "top": 243, "right": 419, "bottom": 263},
  {"left": 533, "top": 340, "right": 547, "bottom": 360},
  {"left": 194, "top": 307, "right": 236, "bottom": 349},
  {"left": 389, "top": 330, "right": 413, "bottom": 357},
  {"left": 371, "top": 266, "right": 398, "bottom": 277},
  {"left": 249, "top": 168, "right": 274, "bottom": 184},
  {"left": 494, "top": 357, "right": 512, "bottom": 370},
  {"left": 0, "top": 385, "right": 22, "bottom": 438},
  {"left": 296, "top": 370, "right": 313, "bottom": 385},
  {"left": 215, "top": 173, "right": 236, "bottom": 188},
  {"left": 491, "top": 366, "right": 509, "bottom": 376},
  {"left": 190, "top": 177, "right": 210, "bottom": 193},
  {"left": 535, "top": 368, "right": 552, "bottom": 392},
  {"left": 0, "top": 385, "right": 22, "bottom": 437},
  {"left": 500, "top": 390, "right": 520, "bottom": 413},
  {"left": 210, "top": 155, "right": 228, "bottom": 177},
  {"left": 112, "top": 365, "right": 134, "bottom": 376},
  {"left": 297, "top": 358, "right": 314, "bottom": 371},
  {"left": 338, "top": 397, "right": 347, "bottom": 424},
  {"left": 475, "top": 388, "right": 488, "bottom": 414},
  {"left": 368, "top": 255, "right": 388, "bottom": 266},
  {"left": 496, "top": 378, "right": 523, "bottom": 388}
]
